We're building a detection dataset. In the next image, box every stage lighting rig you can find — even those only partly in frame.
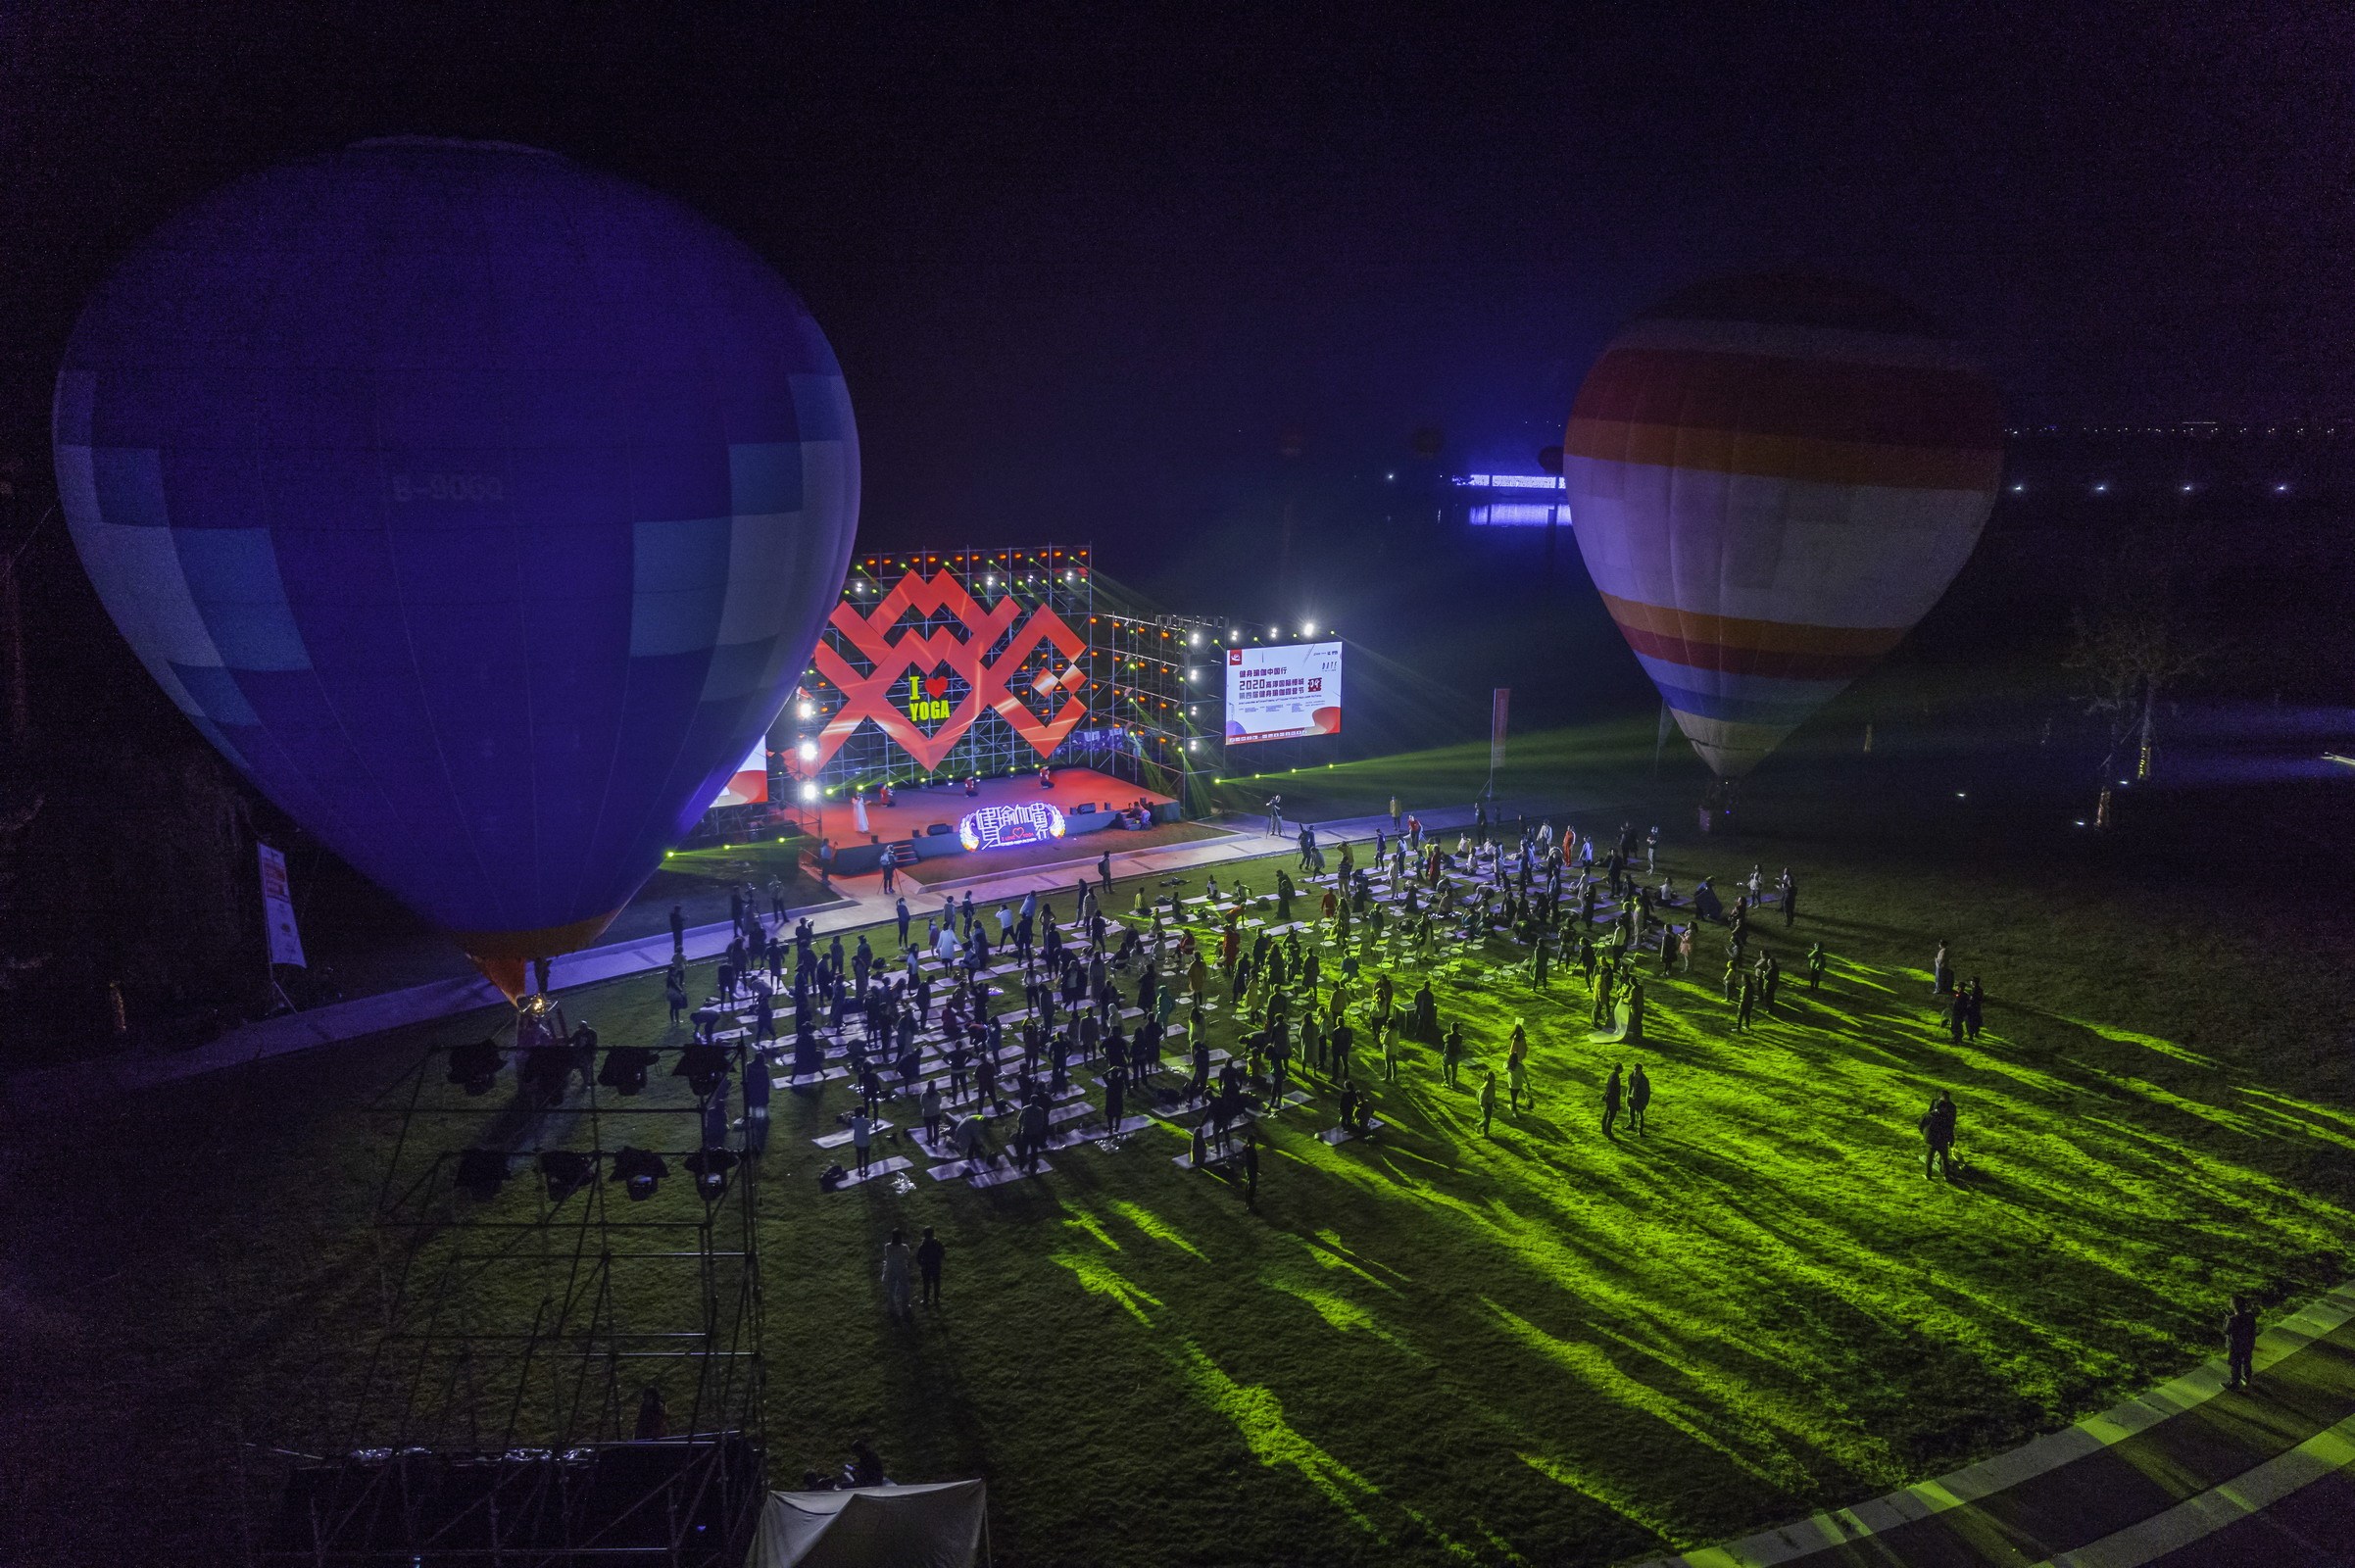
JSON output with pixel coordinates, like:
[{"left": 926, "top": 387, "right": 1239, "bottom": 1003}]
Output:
[
  {"left": 446, "top": 1038, "right": 505, "bottom": 1095},
  {"left": 611, "top": 1146, "right": 668, "bottom": 1200},
  {"left": 538, "top": 1150, "right": 598, "bottom": 1202}
]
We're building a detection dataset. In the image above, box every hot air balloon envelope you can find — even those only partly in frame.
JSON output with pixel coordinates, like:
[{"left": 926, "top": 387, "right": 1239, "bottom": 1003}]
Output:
[
  {"left": 54, "top": 139, "right": 859, "bottom": 974},
  {"left": 1565, "top": 275, "right": 1999, "bottom": 776}
]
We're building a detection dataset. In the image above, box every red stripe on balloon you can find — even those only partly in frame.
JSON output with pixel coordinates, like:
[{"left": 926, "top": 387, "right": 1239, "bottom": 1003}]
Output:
[
  {"left": 1610, "top": 617, "right": 1888, "bottom": 680},
  {"left": 1570, "top": 346, "right": 2001, "bottom": 454}
]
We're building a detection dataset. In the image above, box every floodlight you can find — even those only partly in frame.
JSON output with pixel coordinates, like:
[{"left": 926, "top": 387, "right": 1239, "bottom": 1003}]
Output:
[
  {"left": 447, "top": 1038, "right": 505, "bottom": 1095},
  {"left": 685, "top": 1147, "right": 740, "bottom": 1201},
  {"left": 611, "top": 1146, "right": 668, "bottom": 1200},
  {"left": 598, "top": 1046, "right": 657, "bottom": 1096},
  {"left": 798, "top": 702, "right": 814, "bottom": 719},
  {"left": 798, "top": 742, "right": 817, "bottom": 761},
  {"left": 539, "top": 1150, "right": 597, "bottom": 1201},
  {"left": 801, "top": 782, "right": 818, "bottom": 802}
]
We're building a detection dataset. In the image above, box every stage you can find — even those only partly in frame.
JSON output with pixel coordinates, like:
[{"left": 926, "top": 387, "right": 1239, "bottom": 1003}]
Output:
[{"left": 810, "top": 767, "right": 1176, "bottom": 869}]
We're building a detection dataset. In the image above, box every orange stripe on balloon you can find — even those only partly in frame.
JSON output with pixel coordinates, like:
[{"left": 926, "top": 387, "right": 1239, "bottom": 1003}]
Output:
[
  {"left": 1598, "top": 593, "right": 1908, "bottom": 658},
  {"left": 1567, "top": 417, "right": 2002, "bottom": 491}
]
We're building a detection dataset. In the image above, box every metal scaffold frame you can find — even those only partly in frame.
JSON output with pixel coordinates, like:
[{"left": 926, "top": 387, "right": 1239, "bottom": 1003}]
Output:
[{"left": 241, "top": 1009, "right": 768, "bottom": 1567}]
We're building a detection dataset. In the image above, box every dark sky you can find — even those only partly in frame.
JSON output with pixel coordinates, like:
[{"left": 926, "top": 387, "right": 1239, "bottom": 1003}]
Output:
[{"left": 5, "top": 0, "right": 2348, "bottom": 570}]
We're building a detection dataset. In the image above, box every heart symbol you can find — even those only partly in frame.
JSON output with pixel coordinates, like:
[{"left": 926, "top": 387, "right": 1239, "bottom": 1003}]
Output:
[{"left": 925, "top": 676, "right": 949, "bottom": 699}]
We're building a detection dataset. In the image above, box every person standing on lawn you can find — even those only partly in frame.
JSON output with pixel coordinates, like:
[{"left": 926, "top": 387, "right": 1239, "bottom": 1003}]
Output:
[
  {"left": 917, "top": 1227, "right": 945, "bottom": 1307},
  {"left": 1442, "top": 1022, "right": 1465, "bottom": 1090},
  {"left": 1807, "top": 942, "right": 1828, "bottom": 992},
  {"left": 1602, "top": 1063, "right": 1624, "bottom": 1138},
  {"left": 881, "top": 1227, "right": 912, "bottom": 1321},
  {"left": 1921, "top": 1089, "right": 1958, "bottom": 1179},
  {"left": 1505, "top": 1022, "right": 1530, "bottom": 1112},
  {"left": 1628, "top": 1062, "right": 1650, "bottom": 1134},
  {"left": 1479, "top": 1068, "right": 1498, "bottom": 1136},
  {"left": 851, "top": 1108, "right": 872, "bottom": 1177}
]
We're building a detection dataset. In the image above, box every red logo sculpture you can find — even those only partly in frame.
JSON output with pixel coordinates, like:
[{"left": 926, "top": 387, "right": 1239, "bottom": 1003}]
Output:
[{"left": 804, "top": 566, "right": 1090, "bottom": 772}]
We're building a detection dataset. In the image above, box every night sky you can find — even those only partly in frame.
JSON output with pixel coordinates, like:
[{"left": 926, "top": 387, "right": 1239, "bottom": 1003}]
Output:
[{"left": 5, "top": 1, "right": 2347, "bottom": 603}]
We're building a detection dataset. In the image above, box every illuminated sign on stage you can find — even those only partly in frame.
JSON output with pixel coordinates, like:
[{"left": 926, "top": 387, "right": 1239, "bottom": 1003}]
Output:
[
  {"left": 1224, "top": 641, "right": 1344, "bottom": 746},
  {"left": 958, "top": 801, "right": 1067, "bottom": 852},
  {"left": 807, "top": 565, "right": 1090, "bottom": 772}
]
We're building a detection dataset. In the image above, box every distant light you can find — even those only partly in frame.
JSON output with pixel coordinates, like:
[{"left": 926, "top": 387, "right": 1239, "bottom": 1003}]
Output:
[
  {"left": 800, "top": 783, "right": 818, "bottom": 802},
  {"left": 1385, "top": 472, "right": 1397, "bottom": 482},
  {"left": 1189, "top": 631, "right": 1202, "bottom": 646},
  {"left": 797, "top": 702, "right": 814, "bottom": 720},
  {"left": 2008, "top": 482, "right": 2026, "bottom": 493},
  {"left": 2091, "top": 482, "right": 2110, "bottom": 494},
  {"left": 1187, "top": 669, "right": 1199, "bottom": 682},
  {"left": 1954, "top": 791, "right": 1967, "bottom": 798},
  {"left": 2073, "top": 819, "right": 2086, "bottom": 827},
  {"left": 2325, "top": 753, "right": 2355, "bottom": 768},
  {"left": 1301, "top": 623, "right": 1315, "bottom": 637},
  {"left": 2117, "top": 778, "right": 2131, "bottom": 787},
  {"left": 2275, "top": 482, "right": 2291, "bottom": 494},
  {"left": 1188, "top": 739, "right": 1199, "bottom": 753},
  {"left": 798, "top": 742, "right": 817, "bottom": 761},
  {"left": 2180, "top": 483, "right": 2195, "bottom": 493}
]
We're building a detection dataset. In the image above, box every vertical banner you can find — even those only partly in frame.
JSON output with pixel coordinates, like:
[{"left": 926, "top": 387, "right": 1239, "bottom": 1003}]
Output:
[
  {"left": 1490, "top": 688, "right": 1510, "bottom": 769},
  {"left": 258, "top": 844, "right": 308, "bottom": 968}
]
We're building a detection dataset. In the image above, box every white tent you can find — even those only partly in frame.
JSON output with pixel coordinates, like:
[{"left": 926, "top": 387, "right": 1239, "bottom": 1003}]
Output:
[{"left": 747, "top": 1481, "right": 988, "bottom": 1568}]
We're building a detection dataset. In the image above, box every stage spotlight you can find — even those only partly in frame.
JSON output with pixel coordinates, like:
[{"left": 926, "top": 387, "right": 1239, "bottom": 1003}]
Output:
[
  {"left": 611, "top": 1147, "right": 668, "bottom": 1201},
  {"left": 447, "top": 1038, "right": 505, "bottom": 1095},
  {"left": 539, "top": 1150, "right": 597, "bottom": 1202},
  {"left": 685, "top": 1147, "right": 740, "bottom": 1201},
  {"left": 798, "top": 742, "right": 817, "bottom": 761},
  {"left": 598, "top": 1046, "right": 657, "bottom": 1096},
  {"left": 675, "top": 1041, "right": 730, "bottom": 1097},
  {"left": 456, "top": 1148, "right": 510, "bottom": 1199},
  {"left": 801, "top": 782, "right": 818, "bottom": 802},
  {"left": 1189, "top": 631, "right": 1201, "bottom": 646},
  {"left": 798, "top": 702, "right": 814, "bottom": 719},
  {"left": 1302, "top": 623, "right": 1315, "bottom": 636}
]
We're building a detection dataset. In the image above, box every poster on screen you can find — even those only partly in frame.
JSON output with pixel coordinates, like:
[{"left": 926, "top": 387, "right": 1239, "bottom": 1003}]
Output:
[{"left": 1225, "top": 641, "right": 1344, "bottom": 745}]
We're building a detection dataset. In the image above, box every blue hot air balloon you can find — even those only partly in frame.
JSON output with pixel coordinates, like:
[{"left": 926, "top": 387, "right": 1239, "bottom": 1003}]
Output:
[{"left": 53, "top": 139, "right": 859, "bottom": 994}]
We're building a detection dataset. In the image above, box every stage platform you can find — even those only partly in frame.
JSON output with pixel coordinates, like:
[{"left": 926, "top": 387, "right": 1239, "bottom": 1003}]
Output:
[{"left": 822, "top": 767, "right": 1172, "bottom": 849}]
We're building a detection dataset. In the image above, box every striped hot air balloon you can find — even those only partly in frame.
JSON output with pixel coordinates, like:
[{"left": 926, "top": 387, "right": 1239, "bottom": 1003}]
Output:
[{"left": 1564, "top": 275, "right": 2001, "bottom": 777}]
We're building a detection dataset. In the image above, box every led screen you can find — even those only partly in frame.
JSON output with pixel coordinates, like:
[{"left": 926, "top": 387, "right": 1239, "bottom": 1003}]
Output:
[{"left": 1224, "top": 641, "right": 1343, "bottom": 746}]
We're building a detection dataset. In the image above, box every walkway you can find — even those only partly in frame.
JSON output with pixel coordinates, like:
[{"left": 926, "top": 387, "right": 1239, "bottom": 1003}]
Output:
[
  {"left": 1642, "top": 1281, "right": 2355, "bottom": 1568},
  {"left": 0, "top": 804, "right": 1482, "bottom": 1110}
]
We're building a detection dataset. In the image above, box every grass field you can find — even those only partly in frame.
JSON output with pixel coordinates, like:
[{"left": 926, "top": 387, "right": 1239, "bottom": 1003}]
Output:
[{"left": 5, "top": 721, "right": 2352, "bottom": 1567}]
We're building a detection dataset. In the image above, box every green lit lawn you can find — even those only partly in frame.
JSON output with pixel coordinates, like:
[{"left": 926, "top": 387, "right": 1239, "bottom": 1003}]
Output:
[{"left": 5, "top": 724, "right": 2353, "bottom": 1566}]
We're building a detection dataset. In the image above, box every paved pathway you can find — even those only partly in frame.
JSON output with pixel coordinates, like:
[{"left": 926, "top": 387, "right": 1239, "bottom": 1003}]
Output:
[{"left": 1643, "top": 1282, "right": 2355, "bottom": 1568}]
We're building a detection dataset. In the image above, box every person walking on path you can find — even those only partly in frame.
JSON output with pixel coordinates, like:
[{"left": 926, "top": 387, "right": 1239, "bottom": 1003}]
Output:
[
  {"left": 1920, "top": 1089, "right": 1958, "bottom": 1179},
  {"left": 1628, "top": 1062, "right": 1650, "bottom": 1134},
  {"left": 1602, "top": 1063, "right": 1624, "bottom": 1138},
  {"left": 917, "top": 1227, "right": 945, "bottom": 1307},
  {"left": 1479, "top": 1068, "right": 1498, "bottom": 1136},
  {"left": 881, "top": 1228, "right": 913, "bottom": 1321},
  {"left": 2226, "top": 1296, "right": 2259, "bottom": 1390}
]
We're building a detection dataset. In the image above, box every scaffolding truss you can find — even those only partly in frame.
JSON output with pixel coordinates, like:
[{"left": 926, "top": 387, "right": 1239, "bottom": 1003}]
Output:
[{"left": 245, "top": 1008, "right": 768, "bottom": 1567}]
